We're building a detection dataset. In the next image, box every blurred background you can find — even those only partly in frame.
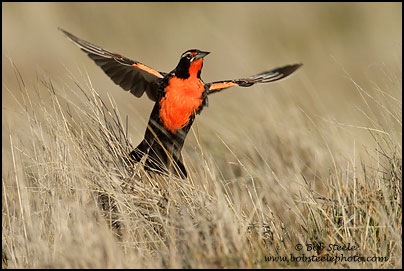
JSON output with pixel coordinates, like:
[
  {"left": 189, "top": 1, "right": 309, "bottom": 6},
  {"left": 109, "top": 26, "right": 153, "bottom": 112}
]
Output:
[
  {"left": 3, "top": 2, "right": 402, "bottom": 167},
  {"left": 2, "top": 3, "right": 402, "bottom": 268}
]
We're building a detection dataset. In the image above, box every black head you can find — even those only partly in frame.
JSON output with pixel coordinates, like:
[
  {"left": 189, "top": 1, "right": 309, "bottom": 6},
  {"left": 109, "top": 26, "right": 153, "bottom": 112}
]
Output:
[{"left": 174, "top": 49, "right": 210, "bottom": 79}]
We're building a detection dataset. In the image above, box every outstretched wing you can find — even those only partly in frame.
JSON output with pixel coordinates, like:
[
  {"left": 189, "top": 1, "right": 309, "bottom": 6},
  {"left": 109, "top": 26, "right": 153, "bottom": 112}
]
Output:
[
  {"left": 59, "top": 28, "right": 165, "bottom": 101},
  {"left": 207, "top": 64, "right": 302, "bottom": 95}
]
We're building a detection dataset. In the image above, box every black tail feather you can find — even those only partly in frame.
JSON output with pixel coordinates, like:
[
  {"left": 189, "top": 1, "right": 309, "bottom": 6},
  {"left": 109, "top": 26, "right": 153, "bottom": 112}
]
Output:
[
  {"left": 129, "top": 140, "right": 188, "bottom": 178},
  {"left": 173, "top": 154, "right": 187, "bottom": 178},
  {"left": 130, "top": 139, "right": 149, "bottom": 162}
]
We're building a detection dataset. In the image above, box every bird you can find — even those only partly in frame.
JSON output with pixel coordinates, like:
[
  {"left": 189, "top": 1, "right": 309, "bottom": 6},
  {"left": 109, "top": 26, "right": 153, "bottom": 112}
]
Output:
[{"left": 59, "top": 28, "right": 302, "bottom": 178}]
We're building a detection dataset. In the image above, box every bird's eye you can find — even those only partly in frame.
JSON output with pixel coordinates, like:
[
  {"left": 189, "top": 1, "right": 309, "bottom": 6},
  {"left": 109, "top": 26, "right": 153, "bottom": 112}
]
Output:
[{"left": 186, "top": 54, "right": 192, "bottom": 59}]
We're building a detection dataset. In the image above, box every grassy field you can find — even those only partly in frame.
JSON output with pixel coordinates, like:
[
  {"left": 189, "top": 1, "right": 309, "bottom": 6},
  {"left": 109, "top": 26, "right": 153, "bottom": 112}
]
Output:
[{"left": 2, "top": 3, "right": 402, "bottom": 268}]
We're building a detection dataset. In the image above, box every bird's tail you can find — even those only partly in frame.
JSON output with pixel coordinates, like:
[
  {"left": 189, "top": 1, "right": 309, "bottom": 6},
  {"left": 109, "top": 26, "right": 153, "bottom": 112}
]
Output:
[
  {"left": 129, "top": 139, "right": 149, "bottom": 162},
  {"left": 144, "top": 151, "right": 188, "bottom": 178},
  {"left": 130, "top": 140, "right": 188, "bottom": 178},
  {"left": 130, "top": 139, "right": 168, "bottom": 174},
  {"left": 173, "top": 153, "right": 187, "bottom": 178}
]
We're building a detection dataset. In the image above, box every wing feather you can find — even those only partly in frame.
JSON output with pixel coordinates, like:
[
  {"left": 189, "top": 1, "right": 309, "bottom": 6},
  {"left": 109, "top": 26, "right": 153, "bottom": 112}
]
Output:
[
  {"left": 60, "top": 28, "right": 165, "bottom": 101},
  {"left": 207, "top": 64, "right": 302, "bottom": 94}
]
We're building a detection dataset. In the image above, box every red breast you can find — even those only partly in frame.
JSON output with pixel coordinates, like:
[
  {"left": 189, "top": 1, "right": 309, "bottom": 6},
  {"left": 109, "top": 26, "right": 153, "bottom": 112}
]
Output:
[{"left": 159, "top": 59, "right": 205, "bottom": 133}]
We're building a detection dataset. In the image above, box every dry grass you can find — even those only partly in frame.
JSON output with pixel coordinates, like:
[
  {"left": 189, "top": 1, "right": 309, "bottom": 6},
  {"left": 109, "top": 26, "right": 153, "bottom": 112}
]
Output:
[
  {"left": 2, "top": 58, "right": 401, "bottom": 268},
  {"left": 2, "top": 2, "right": 402, "bottom": 269}
]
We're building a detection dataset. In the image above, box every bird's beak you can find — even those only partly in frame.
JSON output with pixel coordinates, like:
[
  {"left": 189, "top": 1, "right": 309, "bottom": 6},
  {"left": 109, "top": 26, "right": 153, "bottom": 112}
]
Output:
[{"left": 194, "top": 51, "right": 210, "bottom": 60}]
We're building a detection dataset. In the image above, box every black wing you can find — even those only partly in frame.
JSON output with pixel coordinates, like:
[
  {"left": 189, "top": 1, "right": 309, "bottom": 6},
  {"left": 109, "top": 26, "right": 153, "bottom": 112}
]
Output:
[
  {"left": 207, "top": 64, "right": 302, "bottom": 95},
  {"left": 59, "top": 28, "right": 165, "bottom": 101}
]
